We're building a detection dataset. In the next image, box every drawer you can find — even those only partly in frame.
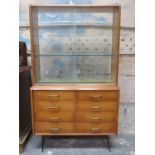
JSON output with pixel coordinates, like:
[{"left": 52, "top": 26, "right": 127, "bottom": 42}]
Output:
[
  {"left": 35, "top": 122, "right": 75, "bottom": 134},
  {"left": 34, "top": 110, "right": 74, "bottom": 122},
  {"left": 33, "top": 91, "right": 75, "bottom": 102},
  {"left": 76, "top": 123, "right": 115, "bottom": 133},
  {"left": 34, "top": 100, "right": 75, "bottom": 111},
  {"left": 78, "top": 91, "right": 118, "bottom": 101},
  {"left": 75, "top": 112, "right": 115, "bottom": 122},
  {"left": 77, "top": 101, "right": 117, "bottom": 112}
]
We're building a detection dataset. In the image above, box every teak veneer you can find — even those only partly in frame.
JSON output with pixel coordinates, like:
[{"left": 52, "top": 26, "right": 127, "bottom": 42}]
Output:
[
  {"left": 31, "top": 85, "right": 120, "bottom": 135},
  {"left": 29, "top": 5, "right": 121, "bottom": 151}
]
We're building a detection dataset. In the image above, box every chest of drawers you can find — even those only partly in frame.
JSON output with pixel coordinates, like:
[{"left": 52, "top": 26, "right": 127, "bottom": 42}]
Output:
[{"left": 30, "top": 85, "right": 119, "bottom": 136}]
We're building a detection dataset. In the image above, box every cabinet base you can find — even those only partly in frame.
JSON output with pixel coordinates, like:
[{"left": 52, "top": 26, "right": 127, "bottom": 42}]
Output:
[{"left": 41, "top": 135, "right": 111, "bottom": 152}]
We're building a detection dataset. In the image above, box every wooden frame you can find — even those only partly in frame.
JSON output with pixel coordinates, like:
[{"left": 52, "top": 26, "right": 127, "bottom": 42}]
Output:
[{"left": 111, "top": 6, "right": 121, "bottom": 84}]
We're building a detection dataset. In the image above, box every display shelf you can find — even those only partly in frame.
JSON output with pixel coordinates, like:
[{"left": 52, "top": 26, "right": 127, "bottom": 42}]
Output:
[
  {"left": 37, "top": 24, "right": 113, "bottom": 28},
  {"left": 37, "top": 23, "right": 113, "bottom": 27},
  {"left": 37, "top": 75, "right": 113, "bottom": 84},
  {"left": 34, "top": 52, "right": 114, "bottom": 56}
]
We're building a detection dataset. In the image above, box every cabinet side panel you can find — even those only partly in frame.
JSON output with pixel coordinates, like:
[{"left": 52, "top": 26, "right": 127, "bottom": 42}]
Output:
[
  {"left": 29, "top": 6, "right": 40, "bottom": 84},
  {"left": 112, "top": 6, "right": 121, "bottom": 84},
  {"left": 30, "top": 89, "right": 35, "bottom": 134},
  {"left": 29, "top": 6, "right": 35, "bottom": 84},
  {"left": 115, "top": 89, "right": 120, "bottom": 134}
]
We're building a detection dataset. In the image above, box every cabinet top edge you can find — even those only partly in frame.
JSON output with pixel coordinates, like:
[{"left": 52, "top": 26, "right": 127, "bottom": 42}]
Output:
[
  {"left": 31, "top": 84, "right": 120, "bottom": 91},
  {"left": 29, "top": 4, "right": 121, "bottom": 8}
]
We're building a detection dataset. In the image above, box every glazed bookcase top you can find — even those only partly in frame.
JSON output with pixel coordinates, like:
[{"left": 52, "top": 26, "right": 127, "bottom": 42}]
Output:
[{"left": 30, "top": 5, "right": 120, "bottom": 84}]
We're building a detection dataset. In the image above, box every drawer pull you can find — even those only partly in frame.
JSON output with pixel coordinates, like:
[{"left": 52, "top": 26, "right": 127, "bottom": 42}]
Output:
[
  {"left": 49, "top": 106, "right": 60, "bottom": 110},
  {"left": 48, "top": 94, "right": 60, "bottom": 100},
  {"left": 49, "top": 128, "right": 60, "bottom": 132},
  {"left": 49, "top": 117, "right": 60, "bottom": 122},
  {"left": 91, "top": 117, "right": 101, "bottom": 122},
  {"left": 91, "top": 128, "right": 101, "bottom": 132},
  {"left": 91, "top": 95, "right": 102, "bottom": 101},
  {"left": 91, "top": 106, "right": 101, "bottom": 111}
]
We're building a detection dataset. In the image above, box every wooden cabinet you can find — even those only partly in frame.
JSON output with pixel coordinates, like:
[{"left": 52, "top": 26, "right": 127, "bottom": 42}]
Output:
[
  {"left": 31, "top": 86, "right": 119, "bottom": 135},
  {"left": 29, "top": 5, "right": 121, "bottom": 150}
]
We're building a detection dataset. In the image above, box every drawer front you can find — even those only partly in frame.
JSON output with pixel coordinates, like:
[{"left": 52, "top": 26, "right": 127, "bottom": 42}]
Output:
[
  {"left": 76, "top": 123, "right": 115, "bottom": 133},
  {"left": 77, "top": 101, "right": 117, "bottom": 112},
  {"left": 33, "top": 91, "right": 75, "bottom": 102},
  {"left": 34, "top": 100, "right": 75, "bottom": 111},
  {"left": 34, "top": 111, "right": 74, "bottom": 122},
  {"left": 78, "top": 91, "right": 118, "bottom": 101},
  {"left": 35, "top": 122, "right": 75, "bottom": 134},
  {"left": 32, "top": 89, "right": 119, "bottom": 135},
  {"left": 75, "top": 112, "right": 115, "bottom": 122}
]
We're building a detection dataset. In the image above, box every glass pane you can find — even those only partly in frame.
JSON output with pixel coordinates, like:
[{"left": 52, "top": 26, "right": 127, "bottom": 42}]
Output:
[
  {"left": 31, "top": 6, "right": 116, "bottom": 83},
  {"left": 75, "top": 7, "right": 113, "bottom": 25},
  {"left": 37, "top": 7, "right": 75, "bottom": 25},
  {"left": 74, "top": 26, "right": 112, "bottom": 54},
  {"left": 36, "top": 27, "right": 112, "bottom": 55},
  {"left": 38, "top": 26, "right": 75, "bottom": 54},
  {"left": 35, "top": 55, "right": 115, "bottom": 83}
]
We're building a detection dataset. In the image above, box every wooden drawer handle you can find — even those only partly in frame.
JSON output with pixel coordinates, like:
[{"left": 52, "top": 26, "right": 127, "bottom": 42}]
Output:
[
  {"left": 48, "top": 94, "right": 60, "bottom": 100},
  {"left": 91, "top": 95, "right": 102, "bottom": 101},
  {"left": 91, "top": 106, "right": 101, "bottom": 110},
  {"left": 91, "top": 117, "right": 101, "bottom": 122},
  {"left": 49, "top": 117, "right": 60, "bottom": 122},
  {"left": 48, "top": 106, "right": 60, "bottom": 110},
  {"left": 91, "top": 106, "right": 101, "bottom": 109},
  {"left": 91, "top": 128, "right": 101, "bottom": 132},
  {"left": 49, "top": 128, "right": 60, "bottom": 132}
]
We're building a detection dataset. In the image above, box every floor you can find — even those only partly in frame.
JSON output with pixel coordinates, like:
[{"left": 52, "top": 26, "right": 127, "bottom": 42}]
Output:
[{"left": 20, "top": 133, "right": 135, "bottom": 155}]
